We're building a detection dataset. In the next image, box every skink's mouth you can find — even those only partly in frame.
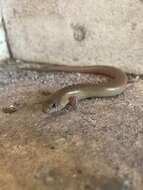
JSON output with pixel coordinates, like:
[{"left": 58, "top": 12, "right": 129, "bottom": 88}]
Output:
[{"left": 48, "top": 107, "right": 60, "bottom": 113}]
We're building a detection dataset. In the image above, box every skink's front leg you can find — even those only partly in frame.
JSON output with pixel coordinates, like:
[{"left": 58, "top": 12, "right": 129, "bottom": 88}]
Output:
[{"left": 68, "top": 96, "right": 78, "bottom": 110}]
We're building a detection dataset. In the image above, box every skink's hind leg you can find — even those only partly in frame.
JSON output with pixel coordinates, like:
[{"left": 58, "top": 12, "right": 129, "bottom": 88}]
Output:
[{"left": 68, "top": 96, "right": 78, "bottom": 110}]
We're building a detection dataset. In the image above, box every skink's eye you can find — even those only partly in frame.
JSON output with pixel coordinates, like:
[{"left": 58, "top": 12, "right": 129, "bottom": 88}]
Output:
[
  {"left": 51, "top": 103, "right": 56, "bottom": 108},
  {"left": 42, "top": 102, "right": 58, "bottom": 113}
]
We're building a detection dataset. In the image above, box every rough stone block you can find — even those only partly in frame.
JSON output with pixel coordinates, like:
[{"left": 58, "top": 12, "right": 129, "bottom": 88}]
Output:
[{"left": 1, "top": 0, "right": 143, "bottom": 74}]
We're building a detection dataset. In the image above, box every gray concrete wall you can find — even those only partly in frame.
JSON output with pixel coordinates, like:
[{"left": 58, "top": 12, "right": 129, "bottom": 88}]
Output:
[{"left": 1, "top": 0, "right": 143, "bottom": 74}]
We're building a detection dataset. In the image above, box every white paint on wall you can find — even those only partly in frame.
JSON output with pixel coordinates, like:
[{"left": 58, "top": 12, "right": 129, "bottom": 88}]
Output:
[{"left": 0, "top": 17, "right": 9, "bottom": 60}]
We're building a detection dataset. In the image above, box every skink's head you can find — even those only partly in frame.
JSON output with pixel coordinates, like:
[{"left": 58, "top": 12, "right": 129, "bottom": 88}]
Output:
[{"left": 42, "top": 93, "right": 68, "bottom": 114}]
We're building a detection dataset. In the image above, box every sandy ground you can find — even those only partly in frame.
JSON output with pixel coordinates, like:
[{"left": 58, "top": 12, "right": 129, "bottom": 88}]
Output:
[{"left": 0, "top": 60, "right": 142, "bottom": 190}]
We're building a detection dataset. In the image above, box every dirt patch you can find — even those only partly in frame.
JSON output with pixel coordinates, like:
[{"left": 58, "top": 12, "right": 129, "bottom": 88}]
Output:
[{"left": 0, "top": 60, "right": 142, "bottom": 190}]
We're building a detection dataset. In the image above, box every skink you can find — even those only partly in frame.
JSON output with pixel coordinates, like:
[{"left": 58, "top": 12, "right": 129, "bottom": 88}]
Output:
[{"left": 41, "top": 65, "right": 128, "bottom": 113}]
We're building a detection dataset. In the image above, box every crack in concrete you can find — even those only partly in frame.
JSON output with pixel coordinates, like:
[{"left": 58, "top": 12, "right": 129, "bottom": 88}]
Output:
[{"left": 1, "top": 16, "right": 13, "bottom": 59}]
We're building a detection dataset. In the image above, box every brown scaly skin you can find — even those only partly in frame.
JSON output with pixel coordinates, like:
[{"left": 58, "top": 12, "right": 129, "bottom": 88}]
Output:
[{"left": 40, "top": 65, "right": 128, "bottom": 113}]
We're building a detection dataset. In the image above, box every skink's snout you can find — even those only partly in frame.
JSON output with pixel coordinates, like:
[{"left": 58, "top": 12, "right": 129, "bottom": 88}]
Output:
[
  {"left": 42, "top": 101, "right": 61, "bottom": 113},
  {"left": 42, "top": 94, "right": 65, "bottom": 114}
]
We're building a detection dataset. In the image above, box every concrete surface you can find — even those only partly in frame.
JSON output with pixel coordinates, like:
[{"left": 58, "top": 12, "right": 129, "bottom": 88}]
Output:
[
  {"left": 1, "top": 0, "right": 143, "bottom": 74},
  {"left": 0, "top": 59, "right": 143, "bottom": 189}
]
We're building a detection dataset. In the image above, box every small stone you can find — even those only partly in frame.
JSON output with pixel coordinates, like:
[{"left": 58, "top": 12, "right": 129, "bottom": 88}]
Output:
[{"left": 2, "top": 104, "right": 17, "bottom": 113}]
